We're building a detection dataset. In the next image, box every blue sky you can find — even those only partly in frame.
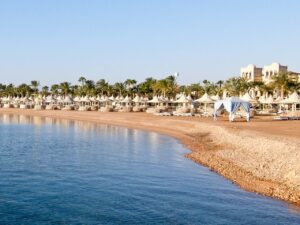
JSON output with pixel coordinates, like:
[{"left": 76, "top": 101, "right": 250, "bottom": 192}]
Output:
[{"left": 0, "top": 0, "right": 299, "bottom": 85}]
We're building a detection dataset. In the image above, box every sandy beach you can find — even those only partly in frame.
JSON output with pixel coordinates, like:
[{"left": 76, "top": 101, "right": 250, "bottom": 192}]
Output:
[{"left": 1, "top": 108, "right": 300, "bottom": 205}]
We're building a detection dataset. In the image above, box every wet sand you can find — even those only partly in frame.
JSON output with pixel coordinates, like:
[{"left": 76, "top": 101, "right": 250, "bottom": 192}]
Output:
[{"left": 1, "top": 108, "right": 300, "bottom": 205}]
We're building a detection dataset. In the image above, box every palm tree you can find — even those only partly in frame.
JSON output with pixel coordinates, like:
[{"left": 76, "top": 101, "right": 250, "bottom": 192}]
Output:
[
  {"left": 4, "top": 84, "right": 15, "bottom": 96},
  {"left": 30, "top": 80, "right": 40, "bottom": 95},
  {"left": 124, "top": 79, "right": 137, "bottom": 97},
  {"left": 138, "top": 77, "right": 156, "bottom": 96},
  {"left": 96, "top": 79, "right": 109, "bottom": 95},
  {"left": 51, "top": 84, "right": 59, "bottom": 95},
  {"left": 78, "top": 76, "right": 86, "bottom": 86},
  {"left": 190, "top": 83, "right": 204, "bottom": 98},
  {"left": 59, "top": 82, "right": 71, "bottom": 96},
  {"left": 114, "top": 82, "right": 125, "bottom": 96},
  {"left": 41, "top": 86, "right": 49, "bottom": 96},
  {"left": 154, "top": 79, "right": 169, "bottom": 97},
  {"left": 70, "top": 85, "right": 79, "bottom": 96},
  {"left": 17, "top": 84, "right": 31, "bottom": 97},
  {"left": 0, "top": 84, "right": 6, "bottom": 97},
  {"left": 271, "top": 71, "right": 291, "bottom": 98},
  {"left": 84, "top": 80, "right": 95, "bottom": 96},
  {"left": 165, "top": 75, "right": 177, "bottom": 97},
  {"left": 216, "top": 80, "right": 224, "bottom": 89},
  {"left": 223, "top": 77, "right": 249, "bottom": 97}
]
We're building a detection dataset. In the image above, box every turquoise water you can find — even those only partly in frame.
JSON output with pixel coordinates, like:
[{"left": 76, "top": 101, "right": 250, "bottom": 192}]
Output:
[{"left": 0, "top": 114, "right": 300, "bottom": 225}]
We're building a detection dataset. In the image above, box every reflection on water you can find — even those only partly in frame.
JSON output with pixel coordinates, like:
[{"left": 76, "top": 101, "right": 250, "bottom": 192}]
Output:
[{"left": 0, "top": 113, "right": 300, "bottom": 225}]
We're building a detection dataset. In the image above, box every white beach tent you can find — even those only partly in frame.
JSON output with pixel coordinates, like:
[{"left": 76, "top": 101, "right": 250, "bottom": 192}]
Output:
[
  {"left": 73, "top": 96, "right": 80, "bottom": 102},
  {"left": 280, "top": 92, "right": 300, "bottom": 111},
  {"left": 148, "top": 96, "right": 161, "bottom": 104},
  {"left": 211, "top": 95, "right": 221, "bottom": 101},
  {"left": 241, "top": 92, "right": 258, "bottom": 104},
  {"left": 195, "top": 93, "right": 214, "bottom": 113},
  {"left": 281, "top": 92, "right": 300, "bottom": 104},
  {"left": 175, "top": 94, "right": 191, "bottom": 104},
  {"left": 214, "top": 97, "right": 251, "bottom": 122},
  {"left": 108, "top": 95, "right": 115, "bottom": 102},
  {"left": 265, "top": 95, "right": 274, "bottom": 104},
  {"left": 196, "top": 93, "right": 214, "bottom": 103},
  {"left": 63, "top": 95, "right": 73, "bottom": 105},
  {"left": 133, "top": 95, "right": 141, "bottom": 103}
]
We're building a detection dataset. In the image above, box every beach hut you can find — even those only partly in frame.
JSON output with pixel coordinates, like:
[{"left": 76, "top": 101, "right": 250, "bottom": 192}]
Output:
[
  {"left": 214, "top": 97, "right": 251, "bottom": 122},
  {"left": 146, "top": 96, "right": 162, "bottom": 113},
  {"left": 148, "top": 96, "right": 161, "bottom": 105},
  {"left": 78, "top": 96, "right": 91, "bottom": 111},
  {"left": 132, "top": 95, "right": 144, "bottom": 112},
  {"left": 241, "top": 92, "right": 258, "bottom": 104},
  {"left": 195, "top": 93, "right": 214, "bottom": 114},
  {"left": 45, "top": 95, "right": 56, "bottom": 110},
  {"left": 3, "top": 96, "right": 13, "bottom": 108},
  {"left": 120, "top": 95, "right": 132, "bottom": 112},
  {"left": 98, "top": 96, "right": 113, "bottom": 112},
  {"left": 19, "top": 96, "right": 31, "bottom": 109},
  {"left": 211, "top": 95, "right": 221, "bottom": 101},
  {"left": 13, "top": 96, "right": 20, "bottom": 108},
  {"left": 175, "top": 94, "right": 191, "bottom": 107},
  {"left": 280, "top": 92, "right": 300, "bottom": 112},
  {"left": 173, "top": 94, "right": 192, "bottom": 114},
  {"left": 108, "top": 95, "right": 115, "bottom": 101},
  {"left": 61, "top": 95, "right": 74, "bottom": 110},
  {"left": 265, "top": 95, "right": 274, "bottom": 104}
]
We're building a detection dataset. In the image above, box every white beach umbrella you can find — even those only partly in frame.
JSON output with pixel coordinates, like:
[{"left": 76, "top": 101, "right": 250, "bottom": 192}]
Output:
[
  {"left": 163, "top": 97, "right": 171, "bottom": 104},
  {"left": 211, "top": 95, "right": 221, "bottom": 101},
  {"left": 187, "top": 95, "right": 192, "bottom": 101},
  {"left": 64, "top": 95, "right": 73, "bottom": 104},
  {"left": 90, "top": 96, "right": 97, "bottom": 102},
  {"left": 258, "top": 95, "right": 267, "bottom": 104},
  {"left": 195, "top": 93, "right": 214, "bottom": 103},
  {"left": 275, "top": 96, "right": 283, "bottom": 103},
  {"left": 148, "top": 96, "right": 161, "bottom": 104},
  {"left": 56, "top": 95, "right": 63, "bottom": 102},
  {"left": 122, "top": 95, "right": 132, "bottom": 103},
  {"left": 21, "top": 96, "right": 29, "bottom": 103},
  {"left": 109, "top": 95, "right": 115, "bottom": 101},
  {"left": 265, "top": 95, "right": 274, "bottom": 104},
  {"left": 45, "top": 95, "right": 55, "bottom": 103},
  {"left": 82, "top": 96, "right": 90, "bottom": 102},
  {"left": 175, "top": 94, "right": 191, "bottom": 103},
  {"left": 241, "top": 92, "right": 258, "bottom": 104},
  {"left": 281, "top": 92, "right": 300, "bottom": 104},
  {"left": 73, "top": 96, "right": 80, "bottom": 102},
  {"left": 96, "top": 95, "right": 102, "bottom": 101},
  {"left": 119, "top": 96, "right": 124, "bottom": 101},
  {"left": 133, "top": 95, "right": 141, "bottom": 103},
  {"left": 195, "top": 93, "right": 214, "bottom": 113}
]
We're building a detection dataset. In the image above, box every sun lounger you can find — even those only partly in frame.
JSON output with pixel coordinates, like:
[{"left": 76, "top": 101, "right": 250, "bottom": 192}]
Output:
[
  {"left": 289, "top": 116, "right": 300, "bottom": 120},
  {"left": 273, "top": 116, "right": 289, "bottom": 121},
  {"left": 272, "top": 116, "right": 300, "bottom": 120},
  {"left": 153, "top": 112, "right": 173, "bottom": 116}
]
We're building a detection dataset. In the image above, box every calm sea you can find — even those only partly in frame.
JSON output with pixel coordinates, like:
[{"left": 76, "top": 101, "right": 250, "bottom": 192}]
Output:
[{"left": 0, "top": 114, "right": 300, "bottom": 225}]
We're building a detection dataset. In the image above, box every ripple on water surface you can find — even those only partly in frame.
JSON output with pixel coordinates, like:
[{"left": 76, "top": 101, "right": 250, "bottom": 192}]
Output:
[{"left": 0, "top": 114, "right": 300, "bottom": 225}]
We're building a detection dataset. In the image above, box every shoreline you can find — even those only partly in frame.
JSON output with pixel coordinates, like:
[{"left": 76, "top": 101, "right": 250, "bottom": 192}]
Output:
[{"left": 1, "top": 108, "right": 300, "bottom": 205}]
